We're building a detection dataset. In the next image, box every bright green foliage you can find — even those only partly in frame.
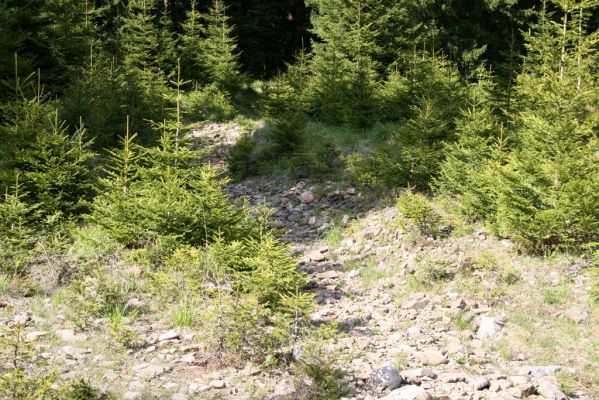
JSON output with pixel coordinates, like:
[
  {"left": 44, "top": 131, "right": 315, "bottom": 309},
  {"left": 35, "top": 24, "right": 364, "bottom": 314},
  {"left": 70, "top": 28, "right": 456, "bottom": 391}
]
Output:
[
  {"left": 292, "top": 348, "right": 349, "bottom": 399},
  {"left": 396, "top": 189, "right": 441, "bottom": 237},
  {"left": 0, "top": 324, "right": 58, "bottom": 399},
  {"left": 90, "top": 85, "right": 257, "bottom": 248},
  {"left": 415, "top": 256, "right": 456, "bottom": 283},
  {"left": 69, "top": 267, "right": 138, "bottom": 327},
  {"left": 379, "top": 70, "right": 410, "bottom": 121},
  {"left": 345, "top": 149, "right": 405, "bottom": 191},
  {"left": 200, "top": 0, "right": 242, "bottom": 92},
  {"left": 492, "top": 1, "right": 599, "bottom": 252},
  {"left": 1, "top": 71, "right": 96, "bottom": 224},
  {"left": 12, "top": 115, "right": 96, "bottom": 223},
  {"left": 262, "top": 50, "right": 312, "bottom": 157},
  {"left": 58, "top": 380, "right": 113, "bottom": 400},
  {"left": 305, "top": 0, "right": 384, "bottom": 126},
  {"left": 0, "top": 179, "right": 36, "bottom": 275},
  {"left": 156, "top": 4, "right": 177, "bottom": 79},
  {"left": 434, "top": 70, "right": 505, "bottom": 220}
]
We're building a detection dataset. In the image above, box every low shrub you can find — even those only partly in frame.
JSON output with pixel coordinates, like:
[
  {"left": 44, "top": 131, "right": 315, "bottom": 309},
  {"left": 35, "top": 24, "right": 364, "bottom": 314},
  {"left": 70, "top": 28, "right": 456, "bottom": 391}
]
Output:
[
  {"left": 415, "top": 256, "right": 456, "bottom": 283},
  {"left": 183, "top": 85, "right": 236, "bottom": 122},
  {"left": 396, "top": 190, "right": 441, "bottom": 237}
]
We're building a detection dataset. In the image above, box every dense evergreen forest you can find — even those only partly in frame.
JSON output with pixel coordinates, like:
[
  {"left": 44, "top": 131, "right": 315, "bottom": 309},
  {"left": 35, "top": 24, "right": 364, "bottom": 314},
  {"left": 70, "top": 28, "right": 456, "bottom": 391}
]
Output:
[{"left": 0, "top": 0, "right": 598, "bottom": 399}]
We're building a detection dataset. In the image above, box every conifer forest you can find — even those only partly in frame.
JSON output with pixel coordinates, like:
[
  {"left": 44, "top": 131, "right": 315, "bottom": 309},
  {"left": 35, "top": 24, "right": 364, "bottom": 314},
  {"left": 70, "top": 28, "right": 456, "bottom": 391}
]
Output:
[{"left": 0, "top": 0, "right": 598, "bottom": 399}]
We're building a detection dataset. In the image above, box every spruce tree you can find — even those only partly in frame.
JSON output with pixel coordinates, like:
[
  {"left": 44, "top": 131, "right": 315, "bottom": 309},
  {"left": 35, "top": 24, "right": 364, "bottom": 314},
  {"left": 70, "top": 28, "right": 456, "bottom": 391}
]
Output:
[
  {"left": 200, "top": 0, "right": 242, "bottom": 92},
  {"left": 156, "top": 2, "right": 177, "bottom": 79},
  {"left": 434, "top": 69, "right": 505, "bottom": 220},
  {"left": 392, "top": 53, "right": 465, "bottom": 186},
  {"left": 0, "top": 176, "right": 36, "bottom": 275},
  {"left": 493, "top": 0, "right": 599, "bottom": 252},
  {"left": 305, "top": 0, "right": 384, "bottom": 126},
  {"left": 118, "top": 0, "right": 163, "bottom": 86},
  {"left": 179, "top": 0, "right": 205, "bottom": 83}
]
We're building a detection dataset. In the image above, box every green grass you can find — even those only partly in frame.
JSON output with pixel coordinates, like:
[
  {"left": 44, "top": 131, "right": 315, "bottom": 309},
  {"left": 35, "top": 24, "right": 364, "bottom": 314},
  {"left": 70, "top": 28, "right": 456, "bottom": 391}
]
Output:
[
  {"left": 542, "top": 282, "right": 571, "bottom": 305},
  {"left": 172, "top": 297, "right": 197, "bottom": 327},
  {"left": 324, "top": 225, "right": 343, "bottom": 250},
  {"left": 451, "top": 310, "right": 472, "bottom": 331},
  {"left": 0, "top": 274, "right": 10, "bottom": 296},
  {"left": 359, "top": 258, "right": 394, "bottom": 286}
]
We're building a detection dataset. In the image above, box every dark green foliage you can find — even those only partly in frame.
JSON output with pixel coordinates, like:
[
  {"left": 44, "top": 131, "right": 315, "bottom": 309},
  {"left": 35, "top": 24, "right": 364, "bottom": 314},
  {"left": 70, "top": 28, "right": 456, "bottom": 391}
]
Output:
[
  {"left": 89, "top": 115, "right": 258, "bottom": 248},
  {"left": 60, "top": 55, "right": 159, "bottom": 149},
  {"left": 434, "top": 70, "right": 505, "bottom": 220},
  {"left": 345, "top": 148, "right": 405, "bottom": 191},
  {"left": 305, "top": 0, "right": 383, "bottom": 126},
  {"left": 118, "top": 0, "right": 165, "bottom": 89},
  {"left": 1, "top": 72, "right": 96, "bottom": 224},
  {"left": 183, "top": 85, "right": 235, "bottom": 122},
  {"left": 228, "top": 132, "right": 257, "bottom": 179},
  {"left": 200, "top": 0, "right": 242, "bottom": 93},
  {"left": 178, "top": 0, "right": 205, "bottom": 83}
]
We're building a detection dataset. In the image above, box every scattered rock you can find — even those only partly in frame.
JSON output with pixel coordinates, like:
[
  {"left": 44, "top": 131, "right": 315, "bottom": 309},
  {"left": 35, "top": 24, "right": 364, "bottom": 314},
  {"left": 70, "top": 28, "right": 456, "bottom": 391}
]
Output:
[
  {"left": 317, "top": 270, "right": 340, "bottom": 279},
  {"left": 55, "top": 329, "right": 78, "bottom": 342},
  {"left": 477, "top": 316, "right": 501, "bottom": 339},
  {"left": 299, "top": 190, "right": 315, "bottom": 204},
  {"left": 24, "top": 330, "right": 46, "bottom": 342},
  {"left": 158, "top": 330, "right": 180, "bottom": 342},
  {"left": 419, "top": 349, "right": 448, "bottom": 366},
  {"left": 371, "top": 366, "right": 403, "bottom": 390},
  {"left": 514, "top": 365, "right": 574, "bottom": 377},
  {"left": 10, "top": 312, "right": 32, "bottom": 326},
  {"left": 402, "top": 298, "right": 429, "bottom": 310},
  {"left": 133, "top": 364, "right": 166, "bottom": 380},
  {"left": 470, "top": 377, "right": 491, "bottom": 390},
  {"left": 381, "top": 385, "right": 432, "bottom": 400},
  {"left": 400, "top": 368, "right": 436, "bottom": 384},
  {"left": 536, "top": 380, "right": 567, "bottom": 400},
  {"left": 179, "top": 353, "right": 195, "bottom": 364},
  {"left": 562, "top": 305, "right": 589, "bottom": 322},
  {"left": 126, "top": 298, "right": 146, "bottom": 312},
  {"left": 209, "top": 379, "right": 226, "bottom": 389},
  {"left": 62, "top": 346, "right": 88, "bottom": 359},
  {"left": 438, "top": 372, "right": 466, "bottom": 383},
  {"left": 307, "top": 248, "right": 328, "bottom": 262}
]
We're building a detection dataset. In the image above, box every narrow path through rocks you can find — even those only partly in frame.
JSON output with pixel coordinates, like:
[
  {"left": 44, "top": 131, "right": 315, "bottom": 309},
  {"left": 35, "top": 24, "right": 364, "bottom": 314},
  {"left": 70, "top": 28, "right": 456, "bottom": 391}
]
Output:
[{"left": 191, "top": 122, "right": 590, "bottom": 400}]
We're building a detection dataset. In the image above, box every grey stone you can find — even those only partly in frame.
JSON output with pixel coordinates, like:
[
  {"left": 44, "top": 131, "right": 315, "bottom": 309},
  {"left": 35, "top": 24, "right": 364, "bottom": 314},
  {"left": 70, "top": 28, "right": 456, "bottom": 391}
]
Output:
[
  {"left": 381, "top": 385, "right": 432, "bottom": 400},
  {"left": 477, "top": 316, "right": 501, "bottom": 339},
  {"left": 400, "top": 368, "right": 436, "bottom": 384},
  {"left": 562, "top": 306, "right": 589, "bottom": 322},
  {"left": 158, "top": 330, "right": 180, "bottom": 342},
  {"left": 209, "top": 379, "right": 226, "bottom": 389},
  {"left": 299, "top": 190, "right": 315, "bottom": 204},
  {"left": 419, "top": 349, "right": 448, "bottom": 366},
  {"left": 371, "top": 366, "right": 403, "bottom": 390},
  {"left": 536, "top": 381, "right": 567, "bottom": 400},
  {"left": 470, "top": 377, "right": 491, "bottom": 390}
]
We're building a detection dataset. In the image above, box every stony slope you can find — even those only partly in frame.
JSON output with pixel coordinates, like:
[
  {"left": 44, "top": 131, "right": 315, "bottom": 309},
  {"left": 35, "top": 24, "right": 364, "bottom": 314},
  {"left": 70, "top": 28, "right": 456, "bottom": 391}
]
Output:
[{"left": 0, "top": 122, "right": 596, "bottom": 400}]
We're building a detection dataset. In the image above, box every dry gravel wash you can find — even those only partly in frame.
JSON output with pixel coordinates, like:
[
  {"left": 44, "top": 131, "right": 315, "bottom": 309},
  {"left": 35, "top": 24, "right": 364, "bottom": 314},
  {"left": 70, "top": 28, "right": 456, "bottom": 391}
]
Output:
[{"left": 0, "top": 122, "right": 596, "bottom": 400}]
